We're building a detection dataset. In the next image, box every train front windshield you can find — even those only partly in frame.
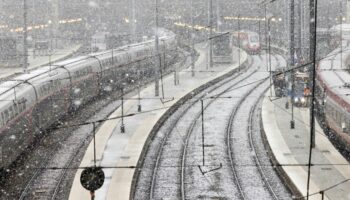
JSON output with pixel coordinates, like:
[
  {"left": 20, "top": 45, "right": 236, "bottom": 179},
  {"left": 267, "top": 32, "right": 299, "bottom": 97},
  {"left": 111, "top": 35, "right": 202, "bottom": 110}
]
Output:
[{"left": 249, "top": 35, "right": 259, "bottom": 43}]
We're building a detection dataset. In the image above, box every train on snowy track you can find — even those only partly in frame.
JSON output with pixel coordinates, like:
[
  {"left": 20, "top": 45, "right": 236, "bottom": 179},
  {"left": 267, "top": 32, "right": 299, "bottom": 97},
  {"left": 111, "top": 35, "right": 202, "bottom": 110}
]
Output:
[
  {"left": 212, "top": 30, "right": 261, "bottom": 63},
  {"left": 0, "top": 29, "right": 177, "bottom": 174},
  {"left": 316, "top": 49, "right": 350, "bottom": 150}
]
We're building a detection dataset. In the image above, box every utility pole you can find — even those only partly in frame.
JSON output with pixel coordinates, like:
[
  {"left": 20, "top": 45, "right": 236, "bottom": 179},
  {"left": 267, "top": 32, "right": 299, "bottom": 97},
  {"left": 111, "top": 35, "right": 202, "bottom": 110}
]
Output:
[
  {"left": 23, "top": 0, "right": 28, "bottom": 73},
  {"left": 208, "top": 0, "right": 213, "bottom": 68},
  {"left": 155, "top": 0, "right": 160, "bottom": 96},
  {"left": 290, "top": 0, "right": 295, "bottom": 129},
  {"left": 190, "top": 0, "right": 195, "bottom": 77},
  {"left": 307, "top": 0, "right": 318, "bottom": 199},
  {"left": 309, "top": 0, "right": 316, "bottom": 149}
]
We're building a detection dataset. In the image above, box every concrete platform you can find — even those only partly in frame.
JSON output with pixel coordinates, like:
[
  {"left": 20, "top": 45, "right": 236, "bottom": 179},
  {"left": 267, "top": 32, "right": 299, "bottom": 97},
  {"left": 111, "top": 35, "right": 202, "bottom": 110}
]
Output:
[
  {"left": 68, "top": 44, "right": 250, "bottom": 200},
  {"left": 262, "top": 95, "right": 350, "bottom": 200}
]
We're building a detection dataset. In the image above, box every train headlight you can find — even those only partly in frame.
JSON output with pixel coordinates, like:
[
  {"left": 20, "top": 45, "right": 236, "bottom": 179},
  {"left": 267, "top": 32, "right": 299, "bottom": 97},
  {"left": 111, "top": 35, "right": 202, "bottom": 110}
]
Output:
[
  {"left": 294, "top": 97, "right": 299, "bottom": 102},
  {"left": 301, "top": 97, "right": 306, "bottom": 103}
]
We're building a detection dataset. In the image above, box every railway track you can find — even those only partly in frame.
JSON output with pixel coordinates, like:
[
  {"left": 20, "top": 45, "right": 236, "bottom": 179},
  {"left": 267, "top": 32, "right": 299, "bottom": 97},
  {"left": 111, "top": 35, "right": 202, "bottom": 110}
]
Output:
[
  {"left": 135, "top": 54, "right": 292, "bottom": 199},
  {"left": 148, "top": 56, "right": 255, "bottom": 199}
]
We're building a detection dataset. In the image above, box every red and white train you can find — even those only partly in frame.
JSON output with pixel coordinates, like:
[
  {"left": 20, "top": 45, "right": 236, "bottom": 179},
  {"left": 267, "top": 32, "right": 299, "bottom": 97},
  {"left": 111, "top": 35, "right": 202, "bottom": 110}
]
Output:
[
  {"left": 232, "top": 30, "right": 261, "bottom": 54},
  {"left": 317, "top": 48, "right": 350, "bottom": 148},
  {"left": 0, "top": 30, "right": 177, "bottom": 173}
]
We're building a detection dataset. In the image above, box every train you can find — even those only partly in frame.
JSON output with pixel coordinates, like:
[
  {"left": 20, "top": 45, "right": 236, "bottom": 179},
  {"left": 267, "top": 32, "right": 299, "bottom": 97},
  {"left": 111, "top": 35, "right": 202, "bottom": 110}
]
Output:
[
  {"left": 232, "top": 30, "right": 261, "bottom": 54},
  {"left": 316, "top": 49, "right": 350, "bottom": 150},
  {"left": 292, "top": 72, "right": 310, "bottom": 107},
  {"left": 0, "top": 29, "right": 177, "bottom": 174},
  {"left": 212, "top": 30, "right": 261, "bottom": 63}
]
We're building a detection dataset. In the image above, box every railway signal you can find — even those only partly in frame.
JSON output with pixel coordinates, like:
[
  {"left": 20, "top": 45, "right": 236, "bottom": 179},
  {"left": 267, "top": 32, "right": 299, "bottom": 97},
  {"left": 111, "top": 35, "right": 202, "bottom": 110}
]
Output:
[{"left": 80, "top": 167, "right": 105, "bottom": 200}]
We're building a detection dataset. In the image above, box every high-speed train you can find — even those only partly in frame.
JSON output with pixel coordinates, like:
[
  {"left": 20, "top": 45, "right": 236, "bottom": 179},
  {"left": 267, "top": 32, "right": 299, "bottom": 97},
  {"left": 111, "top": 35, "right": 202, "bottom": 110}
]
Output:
[
  {"left": 232, "top": 30, "right": 261, "bottom": 54},
  {"left": 317, "top": 48, "right": 350, "bottom": 149},
  {"left": 0, "top": 29, "right": 177, "bottom": 173}
]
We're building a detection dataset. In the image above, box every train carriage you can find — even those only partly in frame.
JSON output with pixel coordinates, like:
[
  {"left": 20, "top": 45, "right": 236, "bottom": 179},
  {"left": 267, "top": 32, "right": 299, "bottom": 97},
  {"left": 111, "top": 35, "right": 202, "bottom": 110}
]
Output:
[{"left": 0, "top": 29, "right": 177, "bottom": 173}]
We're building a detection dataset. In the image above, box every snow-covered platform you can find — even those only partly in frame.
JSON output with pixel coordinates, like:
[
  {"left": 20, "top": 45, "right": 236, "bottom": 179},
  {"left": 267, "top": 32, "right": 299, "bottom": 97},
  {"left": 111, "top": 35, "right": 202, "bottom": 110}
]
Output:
[
  {"left": 262, "top": 95, "right": 350, "bottom": 200},
  {"left": 68, "top": 44, "right": 248, "bottom": 200}
]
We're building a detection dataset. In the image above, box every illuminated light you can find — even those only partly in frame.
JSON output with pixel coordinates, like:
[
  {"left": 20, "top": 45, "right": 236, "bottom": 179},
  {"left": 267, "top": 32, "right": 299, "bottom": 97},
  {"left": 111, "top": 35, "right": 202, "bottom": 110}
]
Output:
[
  {"left": 27, "top": 26, "right": 33, "bottom": 30},
  {"left": 48, "top": 20, "right": 52, "bottom": 24},
  {"left": 124, "top": 18, "right": 130, "bottom": 23},
  {"left": 279, "top": 18, "right": 282, "bottom": 21}
]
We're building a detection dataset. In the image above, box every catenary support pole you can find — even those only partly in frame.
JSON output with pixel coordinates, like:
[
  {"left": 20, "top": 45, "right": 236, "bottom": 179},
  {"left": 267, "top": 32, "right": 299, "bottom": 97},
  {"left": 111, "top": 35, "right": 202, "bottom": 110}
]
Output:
[{"left": 307, "top": 0, "right": 318, "bottom": 199}]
